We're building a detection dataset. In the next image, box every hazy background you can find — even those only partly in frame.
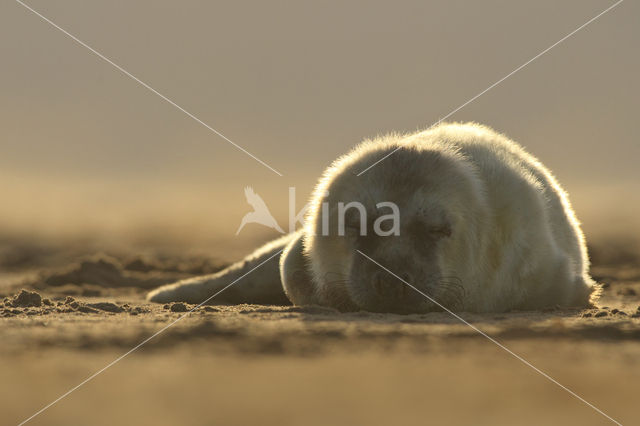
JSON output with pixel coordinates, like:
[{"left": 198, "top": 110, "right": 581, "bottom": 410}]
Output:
[{"left": 1, "top": 0, "right": 638, "bottom": 260}]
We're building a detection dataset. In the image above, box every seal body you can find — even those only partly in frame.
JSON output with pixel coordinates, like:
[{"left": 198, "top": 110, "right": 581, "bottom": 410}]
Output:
[{"left": 148, "top": 123, "right": 598, "bottom": 313}]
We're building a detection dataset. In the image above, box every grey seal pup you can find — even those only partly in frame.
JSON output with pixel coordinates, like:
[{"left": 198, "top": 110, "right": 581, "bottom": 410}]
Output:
[{"left": 147, "top": 123, "right": 598, "bottom": 313}]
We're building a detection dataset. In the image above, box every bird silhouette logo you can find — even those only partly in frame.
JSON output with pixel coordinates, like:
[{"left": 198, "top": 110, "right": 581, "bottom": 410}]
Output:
[{"left": 236, "top": 186, "right": 285, "bottom": 235}]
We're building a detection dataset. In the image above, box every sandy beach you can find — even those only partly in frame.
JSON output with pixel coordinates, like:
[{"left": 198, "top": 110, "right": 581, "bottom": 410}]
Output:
[{"left": 1, "top": 248, "right": 639, "bottom": 426}]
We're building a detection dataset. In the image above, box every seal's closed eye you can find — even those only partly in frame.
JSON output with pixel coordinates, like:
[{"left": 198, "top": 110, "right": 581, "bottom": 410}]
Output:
[{"left": 429, "top": 224, "right": 452, "bottom": 238}]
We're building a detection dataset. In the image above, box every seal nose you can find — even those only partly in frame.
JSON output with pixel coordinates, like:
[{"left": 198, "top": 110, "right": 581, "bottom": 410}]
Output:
[{"left": 373, "top": 271, "right": 411, "bottom": 300}]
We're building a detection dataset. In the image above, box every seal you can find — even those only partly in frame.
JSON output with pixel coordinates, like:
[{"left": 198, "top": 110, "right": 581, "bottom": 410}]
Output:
[{"left": 147, "top": 122, "right": 599, "bottom": 313}]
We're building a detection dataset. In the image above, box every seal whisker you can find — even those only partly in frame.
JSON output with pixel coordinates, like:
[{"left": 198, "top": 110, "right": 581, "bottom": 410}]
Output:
[{"left": 436, "top": 278, "right": 466, "bottom": 310}]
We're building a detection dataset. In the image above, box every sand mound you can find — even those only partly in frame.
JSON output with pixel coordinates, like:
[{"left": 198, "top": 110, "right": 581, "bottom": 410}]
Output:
[
  {"left": 1, "top": 290, "right": 140, "bottom": 317},
  {"left": 9, "top": 289, "right": 42, "bottom": 307},
  {"left": 32, "top": 255, "right": 214, "bottom": 290}
]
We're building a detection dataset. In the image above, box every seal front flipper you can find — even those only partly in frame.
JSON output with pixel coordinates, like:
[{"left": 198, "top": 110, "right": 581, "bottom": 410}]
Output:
[
  {"left": 146, "top": 233, "right": 295, "bottom": 305},
  {"left": 280, "top": 231, "right": 318, "bottom": 306}
]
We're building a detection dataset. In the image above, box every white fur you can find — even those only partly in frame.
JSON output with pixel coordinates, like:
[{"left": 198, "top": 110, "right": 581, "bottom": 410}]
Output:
[
  {"left": 146, "top": 233, "right": 293, "bottom": 305},
  {"left": 148, "top": 123, "right": 598, "bottom": 313}
]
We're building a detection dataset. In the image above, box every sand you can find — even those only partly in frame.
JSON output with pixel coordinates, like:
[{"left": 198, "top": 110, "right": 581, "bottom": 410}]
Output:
[{"left": 1, "top": 251, "right": 639, "bottom": 425}]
